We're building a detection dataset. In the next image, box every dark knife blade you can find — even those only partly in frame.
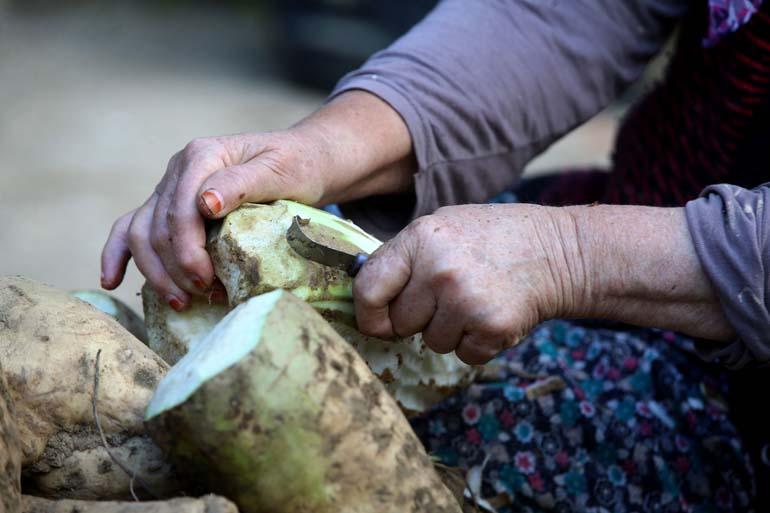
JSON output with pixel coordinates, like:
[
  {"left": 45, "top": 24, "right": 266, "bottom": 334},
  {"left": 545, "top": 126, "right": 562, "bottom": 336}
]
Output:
[{"left": 286, "top": 215, "right": 368, "bottom": 277}]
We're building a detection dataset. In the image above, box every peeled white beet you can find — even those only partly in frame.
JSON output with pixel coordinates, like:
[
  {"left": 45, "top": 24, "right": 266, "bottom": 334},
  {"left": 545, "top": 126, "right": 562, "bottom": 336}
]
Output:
[{"left": 145, "top": 290, "right": 461, "bottom": 513}]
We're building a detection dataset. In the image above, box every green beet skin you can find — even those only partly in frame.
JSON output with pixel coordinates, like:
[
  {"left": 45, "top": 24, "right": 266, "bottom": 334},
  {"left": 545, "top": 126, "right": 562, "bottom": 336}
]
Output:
[{"left": 145, "top": 290, "right": 461, "bottom": 513}]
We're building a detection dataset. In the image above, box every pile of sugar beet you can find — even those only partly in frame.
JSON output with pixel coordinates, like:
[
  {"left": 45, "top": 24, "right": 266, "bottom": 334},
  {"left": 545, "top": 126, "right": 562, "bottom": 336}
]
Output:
[{"left": 0, "top": 201, "right": 479, "bottom": 513}]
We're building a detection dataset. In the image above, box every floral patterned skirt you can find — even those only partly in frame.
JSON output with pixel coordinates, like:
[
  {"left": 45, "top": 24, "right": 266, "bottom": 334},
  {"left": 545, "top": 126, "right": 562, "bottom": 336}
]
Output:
[{"left": 410, "top": 321, "right": 756, "bottom": 512}]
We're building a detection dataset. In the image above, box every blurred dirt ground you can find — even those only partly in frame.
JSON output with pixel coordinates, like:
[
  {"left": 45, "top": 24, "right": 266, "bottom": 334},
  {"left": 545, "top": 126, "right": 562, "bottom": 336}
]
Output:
[{"left": 0, "top": 3, "right": 618, "bottom": 315}]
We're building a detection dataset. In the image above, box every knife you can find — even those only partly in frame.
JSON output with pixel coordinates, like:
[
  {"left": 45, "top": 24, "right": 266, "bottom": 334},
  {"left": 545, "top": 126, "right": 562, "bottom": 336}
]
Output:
[{"left": 286, "top": 215, "right": 369, "bottom": 277}]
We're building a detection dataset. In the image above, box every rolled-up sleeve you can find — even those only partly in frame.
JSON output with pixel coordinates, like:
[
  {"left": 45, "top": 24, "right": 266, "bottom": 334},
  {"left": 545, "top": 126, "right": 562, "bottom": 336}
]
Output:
[
  {"left": 685, "top": 184, "right": 770, "bottom": 368},
  {"left": 331, "top": 0, "right": 688, "bottom": 237}
]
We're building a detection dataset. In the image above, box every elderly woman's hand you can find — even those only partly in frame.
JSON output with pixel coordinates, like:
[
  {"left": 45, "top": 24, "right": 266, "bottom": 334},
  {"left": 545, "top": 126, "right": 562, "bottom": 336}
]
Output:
[
  {"left": 352, "top": 203, "right": 581, "bottom": 364},
  {"left": 100, "top": 91, "right": 414, "bottom": 310},
  {"left": 354, "top": 203, "right": 735, "bottom": 364}
]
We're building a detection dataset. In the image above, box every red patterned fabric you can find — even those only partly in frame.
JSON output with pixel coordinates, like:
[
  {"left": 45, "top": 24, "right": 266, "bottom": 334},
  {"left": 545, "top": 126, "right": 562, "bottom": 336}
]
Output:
[{"left": 604, "top": 0, "right": 770, "bottom": 207}]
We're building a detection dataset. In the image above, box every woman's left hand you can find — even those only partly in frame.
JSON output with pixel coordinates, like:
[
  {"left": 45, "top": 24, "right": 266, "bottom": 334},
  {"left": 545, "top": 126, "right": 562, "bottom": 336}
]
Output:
[{"left": 353, "top": 204, "right": 584, "bottom": 364}]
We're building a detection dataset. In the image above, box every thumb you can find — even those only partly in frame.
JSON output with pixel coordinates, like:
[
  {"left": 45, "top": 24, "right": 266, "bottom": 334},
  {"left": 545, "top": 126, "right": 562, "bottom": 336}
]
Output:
[{"left": 196, "top": 160, "right": 295, "bottom": 219}]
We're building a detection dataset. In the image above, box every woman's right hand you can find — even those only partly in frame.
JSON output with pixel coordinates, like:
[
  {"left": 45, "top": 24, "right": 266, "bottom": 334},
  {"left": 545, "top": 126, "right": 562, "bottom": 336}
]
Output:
[{"left": 100, "top": 91, "right": 415, "bottom": 311}]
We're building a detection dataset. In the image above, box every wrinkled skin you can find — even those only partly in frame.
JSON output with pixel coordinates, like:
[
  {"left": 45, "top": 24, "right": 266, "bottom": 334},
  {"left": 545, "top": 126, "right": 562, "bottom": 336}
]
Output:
[
  {"left": 101, "top": 131, "right": 325, "bottom": 310},
  {"left": 354, "top": 202, "right": 734, "bottom": 364},
  {"left": 354, "top": 203, "right": 577, "bottom": 365},
  {"left": 101, "top": 91, "right": 413, "bottom": 311}
]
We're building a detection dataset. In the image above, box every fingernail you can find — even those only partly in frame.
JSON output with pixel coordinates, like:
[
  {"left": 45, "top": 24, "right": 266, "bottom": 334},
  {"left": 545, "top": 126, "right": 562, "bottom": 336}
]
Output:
[
  {"left": 209, "top": 280, "right": 227, "bottom": 304},
  {"left": 210, "top": 287, "right": 227, "bottom": 303},
  {"left": 166, "top": 295, "right": 186, "bottom": 312},
  {"left": 209, "top": 288, "right": 227, "bottom": 304},
  {"left": 201, "top": 189, "right": 223, "bottom": 216},
  {"left": 192, "top": 276, "right": 208, "bottom": 291}
]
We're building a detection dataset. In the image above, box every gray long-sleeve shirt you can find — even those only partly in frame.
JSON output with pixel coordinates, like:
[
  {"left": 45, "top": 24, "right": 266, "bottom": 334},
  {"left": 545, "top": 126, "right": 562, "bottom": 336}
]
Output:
[
  {"left": 686, "top": 185, "right": 770, "bottom": 367},
  {"left": 330, "top": 0, "right": 770, "bottom": 366},
  {"left": 332, "top": 0, "right": 688, "bottom": 237}
]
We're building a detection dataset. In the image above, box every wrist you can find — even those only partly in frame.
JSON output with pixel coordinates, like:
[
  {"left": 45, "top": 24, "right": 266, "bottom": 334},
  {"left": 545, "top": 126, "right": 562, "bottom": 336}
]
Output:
[
  {"left": 292, "top": 90, "right": 416, "bottom": 205},
  {"left": 531, "top": 206, "right": 595, "bottom": 321},
  {"left": 558, "top": 204, "right": 734, "bottom": 340}
]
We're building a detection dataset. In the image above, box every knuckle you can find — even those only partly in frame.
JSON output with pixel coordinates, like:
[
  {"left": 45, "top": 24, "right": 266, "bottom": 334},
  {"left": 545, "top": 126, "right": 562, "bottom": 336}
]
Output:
[
  {"left": 364, "top": 323, "right": 393, "bottom": 340},
  {"left": 126, "top": 225, "right": 145, "bottom": 250},
  {"left": 457, "top": 344, "right": 496, "bottom": 365},
  {"left": 480, "top": 312, "right": 512, "bottom": 336},
  {"left": 164, "top": 151, "right": 183, "bottom": 173},
  {"left": 354, "top": 317, "right": 374, "bottom": 335},
  {"left": 175, "top": 251, "right": 201, "bottom": 273},
  {"left": 111, "top": 210, "right": 136, "bottom": 234},
  {"left": 352, "top": 281, "right": 378, "bottom": 308},
  {"left": 408, "top": 214, "right": 441, "bottom": 237},
  {"left": 110, "top": 218, "right": 128, "bottom": 240},
  {"left": 390, "top": 316, "right": 417, "bottom": 339},
  {"left": 423, "top": 332, "right": 454, "bottom": 354},
  {"left": 183, "top": 137, "right": 210, "bottom": 155},
  {"left": 149, "top": 231, "right": 167, "bottom": 254},
  {"left": 117, "top": 211, "right": 134, "bottom": 226},
  {"left": 353, "top": 310, "right": 389, "bottom": 338}
]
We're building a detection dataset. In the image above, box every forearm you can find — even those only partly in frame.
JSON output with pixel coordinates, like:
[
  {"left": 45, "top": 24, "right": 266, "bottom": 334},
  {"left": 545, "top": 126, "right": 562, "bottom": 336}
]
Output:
[
  {"left": 332, "top": 0, "right": 687, "bottom": 216},
  {"left": 291, "top": 90, "right": 415, "bottom": 205},
  {"left": 551, "top": 204, "right": 734, "bottom": 340}
]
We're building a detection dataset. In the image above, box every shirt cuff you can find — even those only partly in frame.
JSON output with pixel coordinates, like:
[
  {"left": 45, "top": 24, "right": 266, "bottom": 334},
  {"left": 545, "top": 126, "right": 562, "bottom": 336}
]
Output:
[{"left": 685, "top": 183, "right": 770, "bottom": 368}]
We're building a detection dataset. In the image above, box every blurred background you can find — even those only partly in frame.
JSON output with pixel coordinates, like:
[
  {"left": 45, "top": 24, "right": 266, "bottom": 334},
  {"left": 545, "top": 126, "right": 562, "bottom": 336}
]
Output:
[{"left": 0, "top": 0, "right": 624, "bottom": 314}]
